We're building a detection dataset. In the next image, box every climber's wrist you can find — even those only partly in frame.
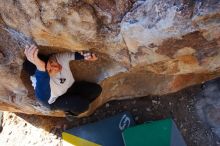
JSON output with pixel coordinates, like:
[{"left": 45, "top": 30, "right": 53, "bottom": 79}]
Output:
[
  {"left": 36, "top": 62, "right": 46, "bottom": 72},
  {"left": 75, "top": 52, "right": 85, "bottom": 60}
]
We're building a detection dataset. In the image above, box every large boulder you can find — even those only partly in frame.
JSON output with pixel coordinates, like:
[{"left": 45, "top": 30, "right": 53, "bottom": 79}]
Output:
[{"left": 0, "top": 0, "right": 219, "bottom": 117}]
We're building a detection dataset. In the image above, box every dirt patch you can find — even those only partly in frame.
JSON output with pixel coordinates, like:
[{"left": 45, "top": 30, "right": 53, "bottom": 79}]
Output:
[{"left": 196, "top": 77, "right": 220, "bottom": 140}]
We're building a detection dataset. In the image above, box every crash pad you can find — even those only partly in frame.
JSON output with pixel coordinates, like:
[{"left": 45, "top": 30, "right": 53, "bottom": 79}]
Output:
[{"left": 62, "top": 112, "right": 135, "bottom": 146}]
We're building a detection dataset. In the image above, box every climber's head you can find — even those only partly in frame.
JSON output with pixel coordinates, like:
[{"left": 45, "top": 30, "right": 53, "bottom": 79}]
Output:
[{"left": 46, "top": 56, "right": 62, "bottom": 76}]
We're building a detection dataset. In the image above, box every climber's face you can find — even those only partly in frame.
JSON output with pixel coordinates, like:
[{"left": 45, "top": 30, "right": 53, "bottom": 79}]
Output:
[{"left": 46, "top": 57, "right": 62, "bottom": 76}]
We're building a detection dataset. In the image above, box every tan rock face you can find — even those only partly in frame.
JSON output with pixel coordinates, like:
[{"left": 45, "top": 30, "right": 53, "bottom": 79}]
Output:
[{"left": 0, "top": 0, "right": 219, "bottom": 117}]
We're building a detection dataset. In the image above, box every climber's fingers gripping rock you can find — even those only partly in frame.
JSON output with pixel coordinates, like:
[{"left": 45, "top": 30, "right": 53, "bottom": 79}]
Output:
[
  {"left": 80, "top": 51, "right": 98, "bottom": 61},
  {"left": 24, "top": 44, "right": 46, "bottom": 71}
]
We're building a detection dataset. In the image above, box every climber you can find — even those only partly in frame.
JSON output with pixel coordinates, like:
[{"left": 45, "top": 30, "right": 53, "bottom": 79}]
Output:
[{"left": 23, "top": 44, "right": 102, "bottom": 119}]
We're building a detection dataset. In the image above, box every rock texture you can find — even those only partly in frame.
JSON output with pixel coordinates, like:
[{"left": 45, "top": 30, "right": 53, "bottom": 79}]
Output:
[{"left": 0, "top": 0, "right": 219, "bottom": 117}]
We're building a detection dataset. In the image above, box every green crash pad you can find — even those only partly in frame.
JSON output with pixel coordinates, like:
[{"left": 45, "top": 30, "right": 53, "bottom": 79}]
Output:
[{"left": 122, "top": 118, "right": 186, "bottom": 146}]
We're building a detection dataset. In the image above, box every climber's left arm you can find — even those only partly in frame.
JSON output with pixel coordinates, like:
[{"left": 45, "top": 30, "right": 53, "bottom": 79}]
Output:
[{"left": 54, "top": 52, "right": 98, "bottom": 66}]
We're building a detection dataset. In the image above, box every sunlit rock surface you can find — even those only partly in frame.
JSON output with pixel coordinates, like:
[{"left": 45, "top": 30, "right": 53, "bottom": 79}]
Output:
[
  {"left": 0, "top": 112, "right": 62, "bottom": 145},
  {"left": 0, "top": 0, "right": 219, "bottom": 117}
]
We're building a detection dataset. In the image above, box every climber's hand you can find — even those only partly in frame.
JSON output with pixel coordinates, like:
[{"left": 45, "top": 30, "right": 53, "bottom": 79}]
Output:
[
  {"left": 80, "top": 52, "right": 98, "bottom": 61},
  {"left": 24, "top": 44, "right": 46, "bottom": 71}
]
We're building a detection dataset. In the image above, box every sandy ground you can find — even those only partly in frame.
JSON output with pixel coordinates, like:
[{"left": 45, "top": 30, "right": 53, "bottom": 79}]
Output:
[
  {"left": 0, "top": 83, "right": 220, "bottom": 146},
  {"left": 0, "top": 112, "right": 62, "bottom": 146}
]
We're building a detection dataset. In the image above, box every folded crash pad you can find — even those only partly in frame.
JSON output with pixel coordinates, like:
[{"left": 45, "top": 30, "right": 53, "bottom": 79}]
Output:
[{"left": 62, "top": 112, "right": 135, "bottom": 146}]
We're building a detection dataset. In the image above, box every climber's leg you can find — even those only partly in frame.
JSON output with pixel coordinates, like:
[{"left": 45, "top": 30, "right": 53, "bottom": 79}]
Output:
[
  {"left": 50, "top": 91, "right": 90, "bottom": 116},
  {"left": 68, "top": 81, "right": 102, "bottom": 102}
]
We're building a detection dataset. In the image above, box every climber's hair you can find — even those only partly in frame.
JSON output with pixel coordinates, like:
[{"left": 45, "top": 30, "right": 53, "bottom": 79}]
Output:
[{"left": 23, "top": 54, "right": 50, "bottom": 76}]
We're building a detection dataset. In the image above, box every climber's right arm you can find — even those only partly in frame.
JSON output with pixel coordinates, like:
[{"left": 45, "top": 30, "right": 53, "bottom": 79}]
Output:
[
  {"left": 24, "top": 45, "right": 51, "bottom": 107},
  {"left": 24, "top": 44, "right": 46, "bottom": 71}
]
